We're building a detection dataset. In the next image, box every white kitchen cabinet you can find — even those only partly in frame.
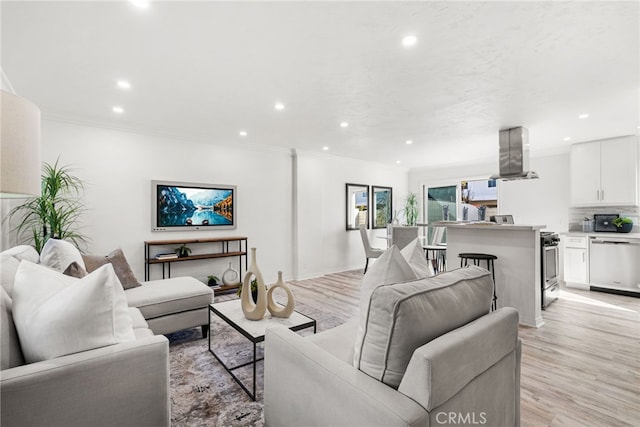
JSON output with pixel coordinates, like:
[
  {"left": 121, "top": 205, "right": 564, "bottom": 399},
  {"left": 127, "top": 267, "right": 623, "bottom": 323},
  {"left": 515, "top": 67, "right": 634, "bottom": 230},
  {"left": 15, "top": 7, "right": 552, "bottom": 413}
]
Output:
[
  {"left": 563, "top": 235, "right": 589, "bottom": 289},
  {"left": 570, "top": 137, "right": 639, "bottom": 207}
]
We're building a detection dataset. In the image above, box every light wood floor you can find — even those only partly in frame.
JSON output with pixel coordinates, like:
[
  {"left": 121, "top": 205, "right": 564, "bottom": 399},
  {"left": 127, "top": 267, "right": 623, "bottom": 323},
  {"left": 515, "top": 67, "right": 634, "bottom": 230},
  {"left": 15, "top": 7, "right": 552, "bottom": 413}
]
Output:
[{"left": 285, "top": 270, "right": 640, "bottom": 427}]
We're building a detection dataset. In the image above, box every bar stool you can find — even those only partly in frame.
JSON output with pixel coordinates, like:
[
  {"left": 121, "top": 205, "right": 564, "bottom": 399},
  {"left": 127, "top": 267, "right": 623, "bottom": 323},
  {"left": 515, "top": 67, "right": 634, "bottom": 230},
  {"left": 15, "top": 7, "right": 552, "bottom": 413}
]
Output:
[
  {"left": 459, "top": 253, "right": 498, "bottom": 311},
  {"left": 425, "top": 245, "right": 447, "bottom": 274}
]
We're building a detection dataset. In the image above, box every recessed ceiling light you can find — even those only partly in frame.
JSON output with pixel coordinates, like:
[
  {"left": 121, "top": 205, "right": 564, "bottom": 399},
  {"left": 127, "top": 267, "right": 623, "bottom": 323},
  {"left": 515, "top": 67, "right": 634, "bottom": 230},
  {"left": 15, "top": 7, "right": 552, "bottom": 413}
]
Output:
[
  {"left": 322, "top": 146, "right": 329, "bottom": 151},
  {"left": 396, "top": 160, "right": 401, "bottom": 164},
  {"left": 112, "top": 106, "right": 124, "bottom": 114},
  {"left": 578, "top": 113, "right": 589, "bottom": 119},
  {"left": 340, "top": 122, "right": 349, "bottom": 128},
  {"left": 239, "top": 131, "right": 248, "bottom": 137},
  {"left": 401, "top": 35, "right": 418, "bottom": 47},
  {"left": 129, "top": 0, "right": 150, "bottom": 9},
  {"left": 563, "top": 137, "right": 571, "bottom": 141},
  {"left": 117, "top": 80, "right": 131, "bottom": 90},
  {"left": 405, "top": 139, "right": 413, "bottom": 145},
  {"left": 274, "top": 102, "right": 285, "bottom": 111}
]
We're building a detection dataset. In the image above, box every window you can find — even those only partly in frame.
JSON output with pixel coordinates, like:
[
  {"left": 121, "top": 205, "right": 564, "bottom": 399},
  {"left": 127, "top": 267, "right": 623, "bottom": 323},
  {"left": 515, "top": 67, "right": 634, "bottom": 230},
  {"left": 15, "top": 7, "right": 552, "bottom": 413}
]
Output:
[{"left": 460, "top": 179, "right": 498, "bottom": 221}]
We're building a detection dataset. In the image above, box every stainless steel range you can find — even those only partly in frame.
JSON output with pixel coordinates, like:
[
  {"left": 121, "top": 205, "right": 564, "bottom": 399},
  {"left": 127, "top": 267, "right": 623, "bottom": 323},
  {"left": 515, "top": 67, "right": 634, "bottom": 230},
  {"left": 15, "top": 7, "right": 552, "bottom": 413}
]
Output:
[{"left": 541, "top": 231, "right": 560, "bottom": 309}]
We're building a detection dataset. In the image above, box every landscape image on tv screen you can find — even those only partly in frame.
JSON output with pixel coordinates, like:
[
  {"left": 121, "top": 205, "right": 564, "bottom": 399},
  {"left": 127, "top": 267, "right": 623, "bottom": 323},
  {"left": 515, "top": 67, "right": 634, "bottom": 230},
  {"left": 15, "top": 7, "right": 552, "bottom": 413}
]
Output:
[{"left": 157, "top": 184, "right": 233, "bottom": 227}]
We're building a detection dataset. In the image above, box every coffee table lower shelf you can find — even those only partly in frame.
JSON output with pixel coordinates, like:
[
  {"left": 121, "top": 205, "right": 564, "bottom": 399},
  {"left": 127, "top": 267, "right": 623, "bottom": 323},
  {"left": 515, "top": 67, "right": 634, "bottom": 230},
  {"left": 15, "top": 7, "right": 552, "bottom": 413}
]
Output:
[{"left": 207, "top": 300, "right": 317, "bottom": 400}]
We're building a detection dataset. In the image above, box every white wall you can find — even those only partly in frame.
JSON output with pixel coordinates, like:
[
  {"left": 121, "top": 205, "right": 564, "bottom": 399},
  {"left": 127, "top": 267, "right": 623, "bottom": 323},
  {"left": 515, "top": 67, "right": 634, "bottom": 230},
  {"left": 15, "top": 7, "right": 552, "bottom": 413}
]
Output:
[
  {"left": 500, "top": 153, "right": 570, "bottom": 232},
  {"left": 1, "top": 120, "right": 409, "bottom": 282},
  {"left": 409, "top": 152, "right": 571, "bottom": 233},
  {"left": 22, "top": 120, "right": 294, "bottom": 284},
  {"left": 295, "top": 151, "right": 408, "bottom": 279}
]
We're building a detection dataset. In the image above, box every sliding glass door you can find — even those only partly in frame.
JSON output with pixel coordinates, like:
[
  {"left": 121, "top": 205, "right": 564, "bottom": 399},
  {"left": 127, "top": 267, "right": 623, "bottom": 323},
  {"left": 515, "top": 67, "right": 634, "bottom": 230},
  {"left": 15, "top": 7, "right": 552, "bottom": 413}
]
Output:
[
  {"left": 426, "top": 185, "right": 457, "bottom": 222},
  {"left": 423, "top": 179, "right": 499, "bottom": 242},
  {"left": 424, "top": 185, "right": 457, "bottom": 243}
]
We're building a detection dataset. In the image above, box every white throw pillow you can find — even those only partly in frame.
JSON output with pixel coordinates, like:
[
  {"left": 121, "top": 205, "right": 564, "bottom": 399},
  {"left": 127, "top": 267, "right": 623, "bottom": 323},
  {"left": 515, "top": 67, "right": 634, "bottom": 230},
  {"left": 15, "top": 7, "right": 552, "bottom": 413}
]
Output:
[
  {"left": 1, "top": 246, "right": 40, "bottom": 297},
  {"left": 12, "top": 261, "right": 135, "bottom": 363},
  {"left": 400, "top": 238, "right": 435, "bottom": 278},
  {"left": 1, "top": 245, "right": 40, "bottom": 263},
  {"left": 353, "top": 245, "right": 418, "bottom": 367},
  {"left": 0, "top": 255, "right": 20, "bottom": 297},
  {"left": 39, "top": 239, "right": 86, "bottom": 273}
]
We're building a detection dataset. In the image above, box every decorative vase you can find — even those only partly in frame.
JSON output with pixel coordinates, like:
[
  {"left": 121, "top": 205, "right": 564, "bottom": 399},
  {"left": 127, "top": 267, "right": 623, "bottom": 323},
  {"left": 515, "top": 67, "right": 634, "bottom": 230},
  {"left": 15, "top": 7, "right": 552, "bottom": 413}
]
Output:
[
  {"left": 221, "top": 263, "right": 239, "bottom": 287},
  {"left": 478, "top": 205, "right": 487, "bottom": 221},
  {"left": 241, "top": 248, "right": 267, "bottom": 321},
  {"left": 267, "top": 271, "right": 295, "bottom": 318},
  {"left": 442, "top": 205, "right": 449, "bottom": 221}
]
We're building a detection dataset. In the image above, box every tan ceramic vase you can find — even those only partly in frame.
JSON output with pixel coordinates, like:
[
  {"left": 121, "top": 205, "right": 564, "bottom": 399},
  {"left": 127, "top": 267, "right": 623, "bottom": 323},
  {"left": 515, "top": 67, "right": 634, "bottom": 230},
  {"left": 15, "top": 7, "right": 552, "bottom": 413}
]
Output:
[
  {"left": 222, "top": 262, "right": 239, "bottom": 286},
  {"left": 267, "top": 271, "right": 295, "bottom": 318},
  {"left": 241, "top": 248, "right": 267, "bottom": 321}
]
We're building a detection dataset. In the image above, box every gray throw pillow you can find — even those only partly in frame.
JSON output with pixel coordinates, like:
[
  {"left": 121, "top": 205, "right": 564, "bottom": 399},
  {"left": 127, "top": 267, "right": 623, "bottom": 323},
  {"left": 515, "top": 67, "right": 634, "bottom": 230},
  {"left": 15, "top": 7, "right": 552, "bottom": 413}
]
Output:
[
  {"left": 356, "top": 265, "right": 493, "bottom": 388},
  {"left": 63, "top": 261, "right": 88, "bottom": 278},
  {"left": 83, "top": 248, "right": 141, "bottom": 290}
]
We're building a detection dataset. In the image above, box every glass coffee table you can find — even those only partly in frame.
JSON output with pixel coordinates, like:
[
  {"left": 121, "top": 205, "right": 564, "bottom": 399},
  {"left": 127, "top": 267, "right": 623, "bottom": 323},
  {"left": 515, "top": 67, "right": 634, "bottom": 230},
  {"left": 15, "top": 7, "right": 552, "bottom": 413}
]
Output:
[{"left": 208, "top": 299, "right": 316, "bottom": 400}]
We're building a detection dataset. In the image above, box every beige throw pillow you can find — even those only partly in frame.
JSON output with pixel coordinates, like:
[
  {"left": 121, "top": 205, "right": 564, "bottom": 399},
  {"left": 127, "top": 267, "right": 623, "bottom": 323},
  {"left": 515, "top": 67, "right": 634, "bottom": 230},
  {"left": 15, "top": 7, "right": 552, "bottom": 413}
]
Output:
[
  {"left": 83, "top": 248, "right": 141, "bottom": 289},
  {"left": 63, "top": 261, "right": 88, "bottom": 278},
  {"left": 12, "top": 261, "right": 136, "bottom": 364}
]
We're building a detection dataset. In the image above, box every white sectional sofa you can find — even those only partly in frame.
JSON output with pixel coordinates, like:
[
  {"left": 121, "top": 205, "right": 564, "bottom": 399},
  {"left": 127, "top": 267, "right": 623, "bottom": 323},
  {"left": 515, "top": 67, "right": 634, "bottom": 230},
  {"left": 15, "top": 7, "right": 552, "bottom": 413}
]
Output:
[{"left": 0, "top": 243, "right": 214, "bottom": 427}]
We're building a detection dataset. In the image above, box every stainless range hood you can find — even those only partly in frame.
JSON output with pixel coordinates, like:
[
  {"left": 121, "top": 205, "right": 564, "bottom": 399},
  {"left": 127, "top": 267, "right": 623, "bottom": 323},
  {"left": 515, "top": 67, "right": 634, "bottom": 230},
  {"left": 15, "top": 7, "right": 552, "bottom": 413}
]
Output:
[{"left": 489, "top": 127, "right": 539, "bottom": 181}]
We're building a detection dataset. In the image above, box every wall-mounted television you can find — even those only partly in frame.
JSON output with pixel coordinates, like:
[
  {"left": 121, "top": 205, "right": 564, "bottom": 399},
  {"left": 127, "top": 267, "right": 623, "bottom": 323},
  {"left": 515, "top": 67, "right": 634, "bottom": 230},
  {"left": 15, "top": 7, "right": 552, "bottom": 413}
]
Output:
[{"left": 151, "top": 180, "right": 237, "bottom": 232}]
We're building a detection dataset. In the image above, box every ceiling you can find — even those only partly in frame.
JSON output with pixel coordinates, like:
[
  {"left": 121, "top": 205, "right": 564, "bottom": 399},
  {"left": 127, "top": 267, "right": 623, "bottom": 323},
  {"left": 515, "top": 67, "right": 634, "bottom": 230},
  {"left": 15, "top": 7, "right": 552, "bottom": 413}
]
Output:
[{"left": 2, "top": 1, "right": 639, "bottom": 170}]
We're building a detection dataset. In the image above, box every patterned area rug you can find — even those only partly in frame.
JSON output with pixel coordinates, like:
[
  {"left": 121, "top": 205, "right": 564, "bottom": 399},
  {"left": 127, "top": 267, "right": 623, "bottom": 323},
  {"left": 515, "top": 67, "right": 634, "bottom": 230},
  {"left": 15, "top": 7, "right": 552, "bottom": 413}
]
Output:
[{"left": 166, "top": 300, "right": 349, "bottom": 426}]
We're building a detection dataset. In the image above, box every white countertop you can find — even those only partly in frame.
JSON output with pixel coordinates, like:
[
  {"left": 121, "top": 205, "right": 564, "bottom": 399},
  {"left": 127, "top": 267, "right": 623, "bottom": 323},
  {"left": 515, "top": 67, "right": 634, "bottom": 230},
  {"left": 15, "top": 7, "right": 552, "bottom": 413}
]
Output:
[
  {"left": 563, "top": 231, "right": 640, "bottom": 240},
  {"left": 432, "top": 221, "right": 546, "bottom": 231}
]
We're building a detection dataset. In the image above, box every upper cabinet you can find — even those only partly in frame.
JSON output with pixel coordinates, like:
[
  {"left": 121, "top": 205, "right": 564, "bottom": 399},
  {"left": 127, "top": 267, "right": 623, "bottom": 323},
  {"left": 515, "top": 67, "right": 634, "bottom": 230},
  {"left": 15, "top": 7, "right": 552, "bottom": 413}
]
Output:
[{"left": 570, "top": 136, "right": 639, "bottom": 207}]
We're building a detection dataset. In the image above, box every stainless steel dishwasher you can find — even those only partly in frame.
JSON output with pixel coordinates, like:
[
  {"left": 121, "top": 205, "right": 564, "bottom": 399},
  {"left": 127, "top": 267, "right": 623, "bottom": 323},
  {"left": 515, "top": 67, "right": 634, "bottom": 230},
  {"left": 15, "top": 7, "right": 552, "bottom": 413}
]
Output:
[{"left": 589, "top": 236, "right": 640, "bottom": 295}]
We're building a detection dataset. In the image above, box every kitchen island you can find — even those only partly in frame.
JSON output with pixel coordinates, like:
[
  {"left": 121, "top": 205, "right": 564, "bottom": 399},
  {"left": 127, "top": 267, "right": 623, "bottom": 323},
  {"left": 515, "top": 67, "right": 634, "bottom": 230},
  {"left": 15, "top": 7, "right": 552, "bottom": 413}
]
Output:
[{"left": 435, "top": 222, "right": 546, "bottom": 328}]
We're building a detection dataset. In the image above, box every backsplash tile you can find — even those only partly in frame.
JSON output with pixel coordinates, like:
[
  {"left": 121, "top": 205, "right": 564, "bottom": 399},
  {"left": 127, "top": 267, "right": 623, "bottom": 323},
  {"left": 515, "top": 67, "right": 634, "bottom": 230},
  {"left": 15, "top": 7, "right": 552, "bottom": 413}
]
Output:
[{"left": 569, "top": 206, "right": 639, "bottom": 232}]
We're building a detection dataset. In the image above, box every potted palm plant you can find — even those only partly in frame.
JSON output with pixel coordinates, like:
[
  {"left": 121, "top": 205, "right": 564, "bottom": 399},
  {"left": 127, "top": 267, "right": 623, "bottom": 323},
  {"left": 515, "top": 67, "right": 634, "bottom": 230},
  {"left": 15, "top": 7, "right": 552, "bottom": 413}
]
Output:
[
  {"left": 237, "top": 278, "right": 267, "bottom": 302},
  {"left": 175, "top": 243, "right": 192, "bottom": 258},
  {"left": 5, "top": 158, "right": 86, "bottom": 253},
  {"left": 404, "top": 193, "right": 419, "bottom": 226}
]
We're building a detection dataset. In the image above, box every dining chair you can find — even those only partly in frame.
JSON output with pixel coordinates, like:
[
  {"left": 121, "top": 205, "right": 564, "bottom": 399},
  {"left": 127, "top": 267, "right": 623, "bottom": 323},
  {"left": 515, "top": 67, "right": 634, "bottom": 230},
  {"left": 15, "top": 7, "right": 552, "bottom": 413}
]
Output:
[
  {"left": 389, "top": 226, "right": 419, "bottom": 250},
  {"left": 424, "top": 226, "right": 447, "bottom": 273},
  {"left": 359, "top": 224, "right": 385, "bottom": 274}
]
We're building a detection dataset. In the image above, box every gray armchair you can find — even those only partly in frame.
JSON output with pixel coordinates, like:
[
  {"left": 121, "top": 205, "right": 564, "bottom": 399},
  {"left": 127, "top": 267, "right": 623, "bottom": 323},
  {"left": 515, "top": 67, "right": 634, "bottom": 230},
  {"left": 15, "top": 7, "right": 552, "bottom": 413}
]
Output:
[
  {"left": 265, "top": 309, "right": 520, "bottom": 427},
  {"left": 265, "top": 266, "right": 521, "bottom": 427}
]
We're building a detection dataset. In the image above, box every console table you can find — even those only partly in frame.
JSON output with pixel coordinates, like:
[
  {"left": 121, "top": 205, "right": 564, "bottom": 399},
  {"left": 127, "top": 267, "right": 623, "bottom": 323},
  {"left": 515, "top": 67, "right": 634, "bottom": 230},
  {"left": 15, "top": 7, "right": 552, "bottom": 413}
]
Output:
[{"left": 144, "top": 237, "right": 248, "bottom": 291}]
